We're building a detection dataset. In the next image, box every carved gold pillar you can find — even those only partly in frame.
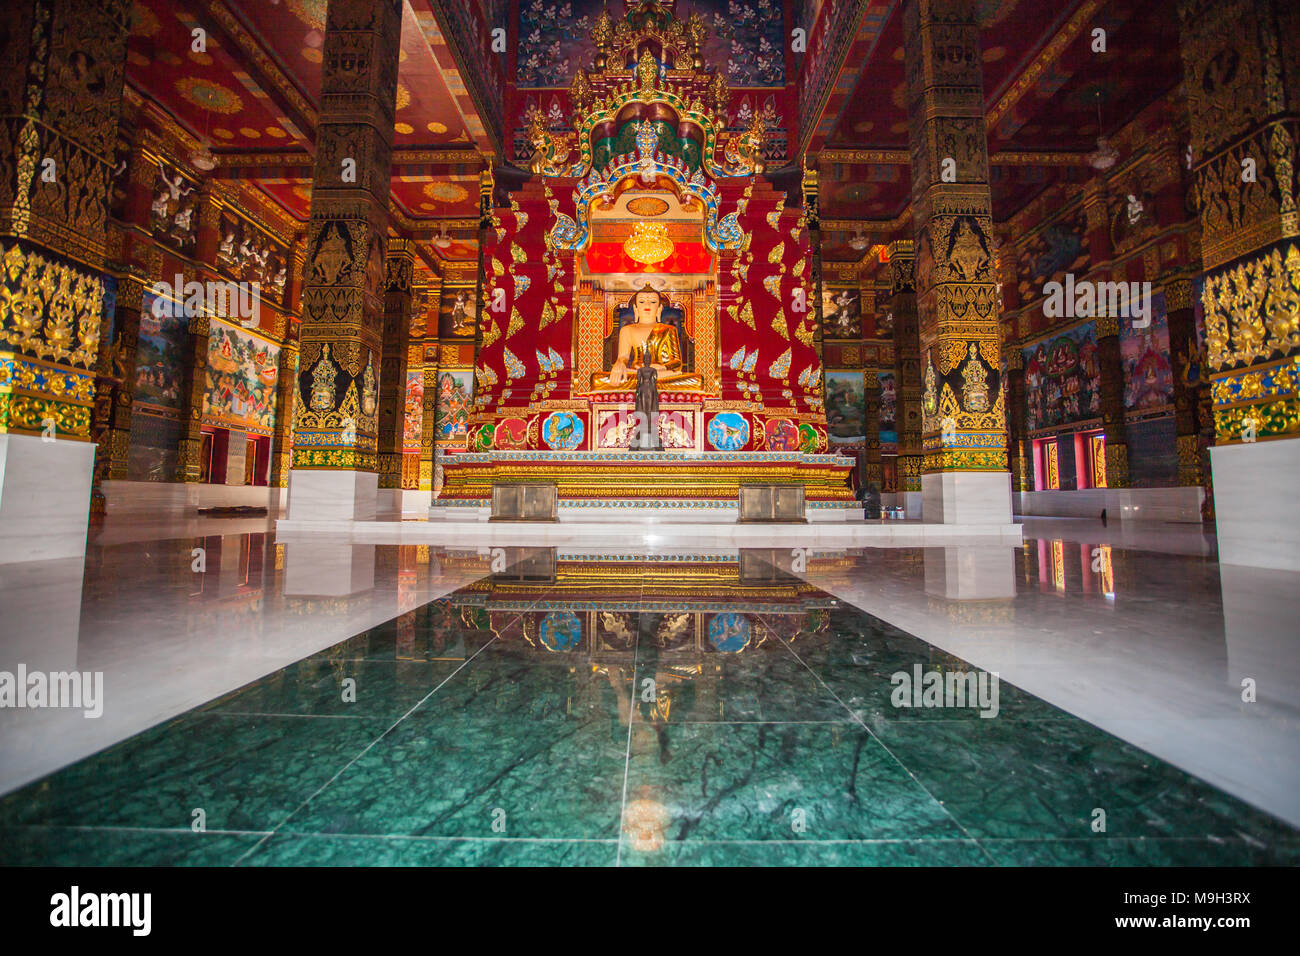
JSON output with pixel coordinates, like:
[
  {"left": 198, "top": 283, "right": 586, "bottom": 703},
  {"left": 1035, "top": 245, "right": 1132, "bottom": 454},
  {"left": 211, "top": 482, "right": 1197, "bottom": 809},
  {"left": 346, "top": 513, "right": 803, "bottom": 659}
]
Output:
[
  {"left": 1179, "top": 0, "right": 1300, "bottom": 568},
  {"left": 905, "top": 0, "right": 1009, "bottom": 523},
  {"left": 1165, "top": 277, "right": 1212, "bottom": 504},
  {"left": 288, "top": 0, "right": 402, "bottom": 520},
  {"left": 172, "top": 191, "right": 223, "bottom": 483},
  {"left": 887, "top": 241, "right": 923, "bottom": 510},
  {"left": 1094, "top": 314, "right": 1130, "bottom": 488},
  {"left": 377, "top": 239, "right": 413, "bottom": 498},
  {"left": 270, "top": 237, "right": 305, "bottom": 489},
  {"left": 0, "top": 0, "right": 131, "bottom": 559},
  {"left": 998, "top": 244, "right": 1029, "bottom": 494},
  {"left": 421, "top": 341, "right": 441, "bottom": 496},
  {"left": 863, "top": 367, "right": 882, "bottom": 489},
  {"left": 175, "top": 291, "right": 210, "bottom": 483},
  {"left": 417, "top": 276, "right": 442, "bottom": 495},
  {"left": 269, "top": 336, "right": 299, "bottom": 489},
  {"left": 1004, "top": 349, "right": 1030, "bottom": 493},
  {"left": 1081, "top": 181, "right": 1131, "bottom": 487},
  {"left": 803, "top": 162, "right": 824, "bottom": 365},
  {"left": 99, "top": 269, "right": 147, "bottom": 481}
]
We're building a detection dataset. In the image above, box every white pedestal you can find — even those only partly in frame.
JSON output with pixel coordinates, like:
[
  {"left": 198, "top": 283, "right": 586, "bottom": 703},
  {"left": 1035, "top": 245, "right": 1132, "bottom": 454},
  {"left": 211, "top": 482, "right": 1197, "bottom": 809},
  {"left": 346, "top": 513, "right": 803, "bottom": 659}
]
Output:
[
  {"left": 1210, "top": 438, "right": 1300, "bottom": 570},
  {"left": 0, "top": 434, "right": 94, "bottom": 563},
  {"left": 902, "top": 491, "right": 923, "bottom": 519},
  {"left": 921, "top": 471, "right": 1012, "bottom": 524},
  {"left": 286, "top": 469, "right": 378, "bottom": 522},
  {"left": 376, "top": 488, "right": 432, "bottom": 517}
]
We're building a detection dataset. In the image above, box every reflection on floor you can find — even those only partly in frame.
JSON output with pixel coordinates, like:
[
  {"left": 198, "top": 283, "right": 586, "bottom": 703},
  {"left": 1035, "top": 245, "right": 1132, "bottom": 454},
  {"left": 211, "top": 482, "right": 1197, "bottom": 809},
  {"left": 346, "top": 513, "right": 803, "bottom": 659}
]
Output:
[{"left": 1, "top": 527, "right": 1297, "bottom": 866}]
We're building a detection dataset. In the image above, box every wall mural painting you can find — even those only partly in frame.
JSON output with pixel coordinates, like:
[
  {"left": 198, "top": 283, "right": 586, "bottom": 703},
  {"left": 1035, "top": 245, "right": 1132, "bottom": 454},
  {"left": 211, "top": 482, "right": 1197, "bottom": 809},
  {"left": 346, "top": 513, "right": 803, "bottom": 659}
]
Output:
[
  {"left": 202, "top": 321, "right": 280, "bottom": 434},
  {"left": 517, "top": 0, "right": 785, "bottom": 88},
  {"left": 878, "top": 370, "right": 897, "bottom": 452},
  {"left": 440, "top": 286, "right": 478, "bottom": 337},
  {"left": 1121, "top": 292, "right": 1174, "bottom": 411},
  {"left": 435, "top": 369, "right": 473, "bottom": 445},
  {"left": 403, "top": 370, "right": 423, "bottom": 453},
  {"left": 1016, "top": 209, "right": 1089, "bottom": 300},
  {"left": 824, "top": 370, "right": 866, "bottom": 445},
  {"left": 822, "top": 287, "right": 861, "bottom": 338},
  {"left": 1022, "top": 323, "right": 1102, "bottom": 432},
  {"left": 134, "top": 292, "right": 187, "bottom": 409}
]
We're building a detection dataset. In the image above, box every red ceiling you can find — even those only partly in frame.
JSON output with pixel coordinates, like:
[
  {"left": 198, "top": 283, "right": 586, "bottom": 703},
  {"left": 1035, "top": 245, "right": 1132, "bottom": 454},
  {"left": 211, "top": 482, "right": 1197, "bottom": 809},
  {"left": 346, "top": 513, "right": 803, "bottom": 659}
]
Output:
[
  {"left": 816, "top": 0, "right": 1184, "bottom": 244},
  {"left": 127, "top": 0, "right": 308, "bottom": 151}
]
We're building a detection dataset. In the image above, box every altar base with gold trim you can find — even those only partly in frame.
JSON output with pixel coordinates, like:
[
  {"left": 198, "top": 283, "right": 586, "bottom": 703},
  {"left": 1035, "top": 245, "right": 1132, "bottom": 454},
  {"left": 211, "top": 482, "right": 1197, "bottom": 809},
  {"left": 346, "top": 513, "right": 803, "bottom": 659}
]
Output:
[{"left": 431, "top": 449, "right": 858, "bottom": 523}]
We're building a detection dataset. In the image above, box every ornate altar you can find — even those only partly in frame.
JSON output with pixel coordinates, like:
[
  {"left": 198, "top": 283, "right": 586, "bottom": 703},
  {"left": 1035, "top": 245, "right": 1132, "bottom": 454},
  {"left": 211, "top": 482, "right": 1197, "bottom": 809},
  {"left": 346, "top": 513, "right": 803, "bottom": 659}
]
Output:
[{"left": 438, "top": 1, "right": 853, "bottom": 520}]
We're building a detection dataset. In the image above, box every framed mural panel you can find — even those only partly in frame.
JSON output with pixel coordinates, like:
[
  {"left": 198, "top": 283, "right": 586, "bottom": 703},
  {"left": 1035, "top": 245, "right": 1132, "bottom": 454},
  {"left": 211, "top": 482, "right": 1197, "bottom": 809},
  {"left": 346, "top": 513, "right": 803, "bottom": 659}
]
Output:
[
  {"left": 1022, "top": 322, "right": 1101, "bottom": 433},
  {"left": 434, "top": 369, "right": 473, "bottom": 446},
  {"left": 202, "top": 321, "right": 281, "bottom": 436},
  {"left": 825, "top": 369, "right": 866, "bottom": 446},
  {"left": 1121, "top": 291, "right": 1174, "bottom": 411}
]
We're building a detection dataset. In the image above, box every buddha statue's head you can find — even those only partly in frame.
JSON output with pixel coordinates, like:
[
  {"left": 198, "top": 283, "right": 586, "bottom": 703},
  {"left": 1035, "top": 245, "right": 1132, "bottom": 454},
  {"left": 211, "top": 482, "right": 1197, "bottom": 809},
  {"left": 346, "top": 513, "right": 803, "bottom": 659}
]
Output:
[{"left": 629, "top": 285, "right": 668, "bottom": 324}]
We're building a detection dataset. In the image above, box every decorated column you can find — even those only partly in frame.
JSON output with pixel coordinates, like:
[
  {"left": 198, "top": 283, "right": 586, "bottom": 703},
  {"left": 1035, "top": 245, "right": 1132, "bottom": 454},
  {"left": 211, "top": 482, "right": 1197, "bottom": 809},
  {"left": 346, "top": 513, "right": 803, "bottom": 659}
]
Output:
[
  {"left": 174, "top": 190, "right": 223, "bottom": 482},
  {"left": 998, "top": 245, "right": 1030, "bottom": 494},
  {"left": 1164, "top": 276, "right": 1213, "bottom": 516},
  {"left": 887, "top": 241, "right": 923, "bottom": 515},
  {"left": 269, "top": 237, "right": 304, "bottom": 489},
  {"left": 904, "top": 0, "right": 1010, "bottom": 523},
  {"left": 1082, "top": 180, "right": 1130, "bottom": 487},
  {"left": 270, "top": 336, "right": 299, "bottom": 490},
  {"left": 288, "top": 0, "right": 402, "bottom": 521},
  {"left": 1178, "top": 0, "right": 1299, "bottom": 569},
  {"left": 0, "top": 0, "right": 131, "bottom": 560},
  {"left": 376, "top": 239, "right": 414, "bottom": 512},
  {"left": 97, "top": 269, "right": 149, "bottom": 484},
  {"left": 417, "top": 276, "right": 442, "bottom": 497},
  {"left": 862, "top": 366, "right": 882, "bottom": 491}
]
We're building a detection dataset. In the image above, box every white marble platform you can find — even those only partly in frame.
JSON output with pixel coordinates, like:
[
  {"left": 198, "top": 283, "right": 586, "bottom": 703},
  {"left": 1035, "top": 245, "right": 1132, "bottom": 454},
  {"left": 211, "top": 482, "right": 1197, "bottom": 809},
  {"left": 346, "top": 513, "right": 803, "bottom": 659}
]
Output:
[
  {"left": 1015, "top": 485, "right": 1205, "bottom": 523},
  {"left": 276, "top": 515, "right": 1024, "bottom": 546},
  {"left": 102, "top": 479, "right": 286, "bottom": 516}
]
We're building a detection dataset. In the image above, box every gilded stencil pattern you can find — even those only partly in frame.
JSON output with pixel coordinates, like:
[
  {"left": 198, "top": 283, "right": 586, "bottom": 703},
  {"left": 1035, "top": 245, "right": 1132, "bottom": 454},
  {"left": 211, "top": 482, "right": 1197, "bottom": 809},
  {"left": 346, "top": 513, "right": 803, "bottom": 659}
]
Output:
[
  {"left": 1202, "top": 242, "right": 1300, "bottom": 371},
  {"left": 1, "top": 243, "right": 103, "bottom": 369}
]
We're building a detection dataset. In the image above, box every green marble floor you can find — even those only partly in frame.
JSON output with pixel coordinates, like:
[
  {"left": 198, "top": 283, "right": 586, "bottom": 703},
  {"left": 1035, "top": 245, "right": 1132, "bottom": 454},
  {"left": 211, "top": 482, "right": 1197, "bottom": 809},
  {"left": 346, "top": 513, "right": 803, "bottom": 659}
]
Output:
[{"left": 2, "top": 574, "right": 1296, "bottom": 867}]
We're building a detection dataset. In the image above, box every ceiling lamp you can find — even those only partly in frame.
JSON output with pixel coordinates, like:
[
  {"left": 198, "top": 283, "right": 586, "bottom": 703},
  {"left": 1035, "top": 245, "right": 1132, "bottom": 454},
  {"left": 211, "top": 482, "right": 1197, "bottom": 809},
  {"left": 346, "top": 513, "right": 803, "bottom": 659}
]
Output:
[
  {"left": 190, "top": 144, "right": 216, "bottom": 172},
  {"left": 1087, "top": 90, "right": 1118, "bottom": 171},
  {"left": 624, "top": 221, "right": 673, "bottom": 265},
  {"left": 848, "top": 230, "right": 868, "bottom": 251},
  {"left": 434, "top": 225, "right": 452, "bottom": 249}
]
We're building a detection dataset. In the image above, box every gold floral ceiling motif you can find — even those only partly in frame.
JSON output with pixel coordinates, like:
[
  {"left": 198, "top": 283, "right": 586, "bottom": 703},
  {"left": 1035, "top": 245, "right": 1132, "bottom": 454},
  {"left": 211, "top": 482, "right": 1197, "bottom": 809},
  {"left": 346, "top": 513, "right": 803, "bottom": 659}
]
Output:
[
  {"left": 627, "top": 197, "right": 671, "bottom": 217},
  {"left": 175, "top": 77, "right": 244, "bottom": 115},
  {"left": 423, "top": 182, "right": 469, "bottom": 203}
]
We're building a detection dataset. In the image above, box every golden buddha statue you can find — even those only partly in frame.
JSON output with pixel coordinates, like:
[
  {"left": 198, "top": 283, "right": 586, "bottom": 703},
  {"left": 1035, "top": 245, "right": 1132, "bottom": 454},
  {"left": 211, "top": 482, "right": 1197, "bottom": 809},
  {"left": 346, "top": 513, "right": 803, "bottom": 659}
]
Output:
[{"left": 591, "top": 286, "right": 701, "bottom": 390}]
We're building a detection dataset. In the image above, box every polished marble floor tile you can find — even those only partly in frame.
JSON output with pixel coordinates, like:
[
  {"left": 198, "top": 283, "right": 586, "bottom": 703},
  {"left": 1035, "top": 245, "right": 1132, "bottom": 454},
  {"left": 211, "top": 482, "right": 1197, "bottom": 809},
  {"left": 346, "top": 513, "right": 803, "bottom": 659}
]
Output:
[
  {"left": 619, "top": 838, "right": 992, "bottom": 867},
  {"left": 871, "top": 717, "right": 1297, "bottom": 844},
  {"left": 1, "top": 519, "right": 1297, "bottom": 866},
  {"left": 0, "top": 826, "right": 266, "bottom": 867},
  {"left": 238, "top": 833, "right": 617, "bottom": 867},
  {"left": 620, "top": 723, "right": 971, "bottom": 846},
  {"left": 0, "top": 712, "right": 391, "bottom": 832}
]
